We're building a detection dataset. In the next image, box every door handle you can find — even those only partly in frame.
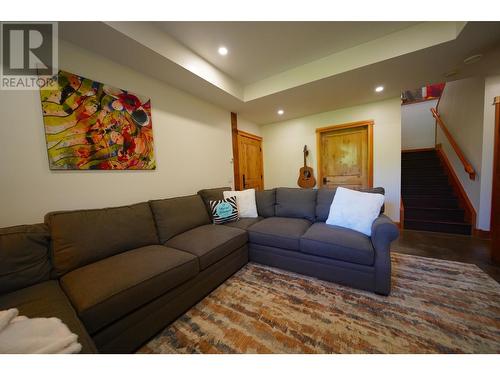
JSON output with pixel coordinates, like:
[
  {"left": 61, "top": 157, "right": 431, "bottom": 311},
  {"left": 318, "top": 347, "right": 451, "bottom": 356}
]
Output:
[
  {"left": 323, "top": 177, "right": 327, "bottom": 184},
  {"left": 242, "top": 174, "right": 246, "bottom": 188}
]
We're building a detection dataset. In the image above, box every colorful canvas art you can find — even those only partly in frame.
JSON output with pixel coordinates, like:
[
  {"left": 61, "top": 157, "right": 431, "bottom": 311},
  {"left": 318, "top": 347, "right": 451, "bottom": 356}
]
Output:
[{"left": 39, "top": 70, "right": 156, "bottom": 170}]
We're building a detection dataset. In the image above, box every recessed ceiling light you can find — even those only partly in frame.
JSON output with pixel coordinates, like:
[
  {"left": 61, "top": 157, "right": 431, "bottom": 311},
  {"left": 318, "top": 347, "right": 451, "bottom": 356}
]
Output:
[
  {"left": 277, "top": 109, "right": 284, "bottom": 115},
  {"left": 218, "top": 46, "right": 228, "bottom": 56},
  {"left": 444, "top": 70, "right": 458, "bottom": 78},
  {"left": 463, "top": 54, "right": 482, "bottom": 65},
  {"left": 375, "top": 86, "right": 384, "bottom": 93}
]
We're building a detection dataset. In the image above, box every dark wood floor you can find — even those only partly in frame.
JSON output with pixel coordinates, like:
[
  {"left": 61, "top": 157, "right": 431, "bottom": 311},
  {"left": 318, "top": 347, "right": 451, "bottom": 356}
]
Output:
[{"left": 392, "top": 229, "right": 500, "bottom": 283}]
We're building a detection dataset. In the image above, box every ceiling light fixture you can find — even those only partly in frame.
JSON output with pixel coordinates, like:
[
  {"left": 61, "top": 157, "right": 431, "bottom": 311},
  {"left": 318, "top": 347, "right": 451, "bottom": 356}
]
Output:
[
  {"left": 375, "top": 86, "right": 384, "bottom": 93},
  {"left": 463, "top": 54, "right": 482, "bottom": 65},
  {"left": 218, "top": 46, "right": 228, "bottom": 56},
  {"left": 277, "top": 109, "right": 284, "bottom": 115},
  {"left": 444, "top": 70, "right": 458, "bottom": 78}
]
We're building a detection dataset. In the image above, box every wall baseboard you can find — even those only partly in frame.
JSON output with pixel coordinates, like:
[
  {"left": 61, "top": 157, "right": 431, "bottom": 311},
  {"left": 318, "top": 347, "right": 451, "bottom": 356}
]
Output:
[{"left": 473, "top": 229, "right": 491, "bottom": 239}]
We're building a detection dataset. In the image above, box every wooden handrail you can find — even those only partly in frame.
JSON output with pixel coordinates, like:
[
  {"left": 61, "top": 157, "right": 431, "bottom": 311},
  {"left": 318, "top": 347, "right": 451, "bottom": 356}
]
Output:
[{"left": 431, "top": 107, "right": 476, "bottom": 180}]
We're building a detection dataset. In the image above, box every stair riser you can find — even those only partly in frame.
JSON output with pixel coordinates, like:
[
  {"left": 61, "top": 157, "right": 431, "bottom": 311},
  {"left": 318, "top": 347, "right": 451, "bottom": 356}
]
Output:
[
  {"left": 405, "top": 209, "right": 465, "bottom": 221},
  {"left": 402, "top": 176, "right": 449, "bottom": 184},
  {"left": 402, "top": 153, "right": 439, "bottom": 161},
  {"left": 402, "top": 170, "right": 446, "bottom": 177},
  {"left": 403, "top": 198, "right": 459, "bottom": 208},
  {"left": 402, "top": 186, "right": 453, "bottom": 195},
  {"left": 402, "top": 160, "right": 442, "bottom": 168},
  {"left": 404, "top": 220, "right": 471, "bottom": 235}
]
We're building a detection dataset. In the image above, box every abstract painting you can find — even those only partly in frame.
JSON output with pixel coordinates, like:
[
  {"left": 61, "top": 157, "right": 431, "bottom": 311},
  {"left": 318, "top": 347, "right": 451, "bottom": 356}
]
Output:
[{"left": 39, "top": 70, "right": 156, "bottom": 170}]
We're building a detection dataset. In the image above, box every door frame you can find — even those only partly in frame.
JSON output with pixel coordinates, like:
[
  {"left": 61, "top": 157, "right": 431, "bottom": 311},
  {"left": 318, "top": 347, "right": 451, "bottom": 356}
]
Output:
[
  {"left": 231, "top": 113, "right": 264, "bottom": 191},
  {"left": 491, "top": 96, "right": 500, "bottom": 263},
  {"left": 316, "top": 119, "right": 374, "bottom": 188}
]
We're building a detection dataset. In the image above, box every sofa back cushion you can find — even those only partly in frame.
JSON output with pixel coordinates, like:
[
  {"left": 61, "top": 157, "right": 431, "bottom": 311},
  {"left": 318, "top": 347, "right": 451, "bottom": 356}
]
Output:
[
  {"left": 150, "top": 194, "right": 210, "bottom": 243},
  {"left": 46, "top": 202, "right": 158, "bottom": 276},
  {"left": 255, "top": 189, "right": 276, "bottom": 217},
  {"left": 316, "top": 187, "right": 385, "bottom": 222},
  {"left": 0, "top": 224, "right": 52, "bottom": 294},
  {"left": 275, "top": 188, "right": 317, "bottom": 221},
  {"left": 197, "top": 187, "right": 230, "bottom": 219}
]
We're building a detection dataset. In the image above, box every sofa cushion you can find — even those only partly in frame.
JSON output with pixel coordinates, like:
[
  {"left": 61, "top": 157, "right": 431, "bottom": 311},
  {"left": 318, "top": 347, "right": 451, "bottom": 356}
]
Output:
[
  {"left": 275, "top": 188, "right": 317, "bottom": 221},
  {"left": 316, "top": 187, "right": 385, "bottom": 222},
  {"left": 197, "top": 187, "right": 230, "bottom": 219},
  {"left": 46, "top": 202, "right": 159, "bottom": 276},
  {"left": 300, "top": 223, "right": 375, "bottom": 266},
  {"left": 0, "top": 224, "right": 52, "bottom": 294},
  {"left": 224, "top": 217, "right": 262, "bottom": 230},
  {"left": 150, "top": 194, "right": 210, "bottom": 242},
  {"left": 247, "top": 217, "right": 312, "bottom": 251},
  {"left": 166, "top": 225, "right": 247, "bottom": 270},
  {"left": 325, "top": 187, "right": 385, "bottom": 236},
  {"left": 210, "top": 197, "right": 239, "bottom": 225},
  {"left": 256, "top": 189, "right": 276, "bottom": 217},
  {"left": 223, "top": 189, "right": 258, "bottom": 218},
  {"left": 0, "top": 280, "right": 97, "bottom": 353},
  {"left": 60, "top": 245, "right": 198, "bottom": 334}
]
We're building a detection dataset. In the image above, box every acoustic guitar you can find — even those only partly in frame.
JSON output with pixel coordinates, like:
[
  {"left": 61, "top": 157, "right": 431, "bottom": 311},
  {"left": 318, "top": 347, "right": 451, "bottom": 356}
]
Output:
[{"left": 297, "top": 145, "right": 316, "bottom": 188}]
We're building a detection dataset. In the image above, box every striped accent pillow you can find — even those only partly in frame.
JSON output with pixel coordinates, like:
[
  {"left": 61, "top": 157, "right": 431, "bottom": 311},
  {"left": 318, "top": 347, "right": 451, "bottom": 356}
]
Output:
[{"left": 209, "top": 197, "right": 239, "bottom": 224}]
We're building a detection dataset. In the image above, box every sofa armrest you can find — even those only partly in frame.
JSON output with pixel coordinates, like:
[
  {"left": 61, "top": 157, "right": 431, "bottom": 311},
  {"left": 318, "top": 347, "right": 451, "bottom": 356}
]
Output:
[
  {"left": 370, "top": 214, "right": 399, "bottom": 295},
  {"left": 371, "top": 214, "right": 399, "bottom": 248}
]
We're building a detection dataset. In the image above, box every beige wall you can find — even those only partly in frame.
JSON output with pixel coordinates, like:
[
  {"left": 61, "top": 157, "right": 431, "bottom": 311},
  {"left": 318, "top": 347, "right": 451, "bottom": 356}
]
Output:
[
  {"left": 0, "top": 41, "right": 236, "bottom": 227},
  {"left": 401, "top": 99, "right": 438, "bottom": 150},
  {"left": 478, "top": 75, "right": 500, "bottom": 230},
  {"left": 261, "top": 98, "right": 402, "bottom": 221},
  {"left": 237, "top": 117, "right": 261, "bottom": 136},
  {"left": 437, "top": 77, "right": 485, "bottom": 227}
]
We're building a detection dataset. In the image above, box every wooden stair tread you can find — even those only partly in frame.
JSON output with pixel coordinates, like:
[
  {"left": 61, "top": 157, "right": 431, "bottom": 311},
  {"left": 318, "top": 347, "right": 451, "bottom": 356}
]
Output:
[
  {"left": 404, "top": 206, "right": 464, "bottom": 211},
  {"left": 404, "top": 218, "right": 470, "bottom": 225}
]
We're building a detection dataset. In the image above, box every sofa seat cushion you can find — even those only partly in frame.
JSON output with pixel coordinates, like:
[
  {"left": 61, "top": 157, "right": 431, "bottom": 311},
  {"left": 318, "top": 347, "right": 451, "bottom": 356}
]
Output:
[
  {"left": 247, "top": 217, "right": 312, "bottom": 251},
  {"left": 165, "top": 225, "right": 248, "bottom": 270},
  {"left": 224, "top": 217, "right": 262, "bottom": 230},
  {"left": 0, "top": 281, "right": 97, "bottom": 353},
  {"left": 300, "top": 223, "right": 374, "bottom": 266},
  {"left": 60, "top": 245, "right": 198, "bottom": 334}
]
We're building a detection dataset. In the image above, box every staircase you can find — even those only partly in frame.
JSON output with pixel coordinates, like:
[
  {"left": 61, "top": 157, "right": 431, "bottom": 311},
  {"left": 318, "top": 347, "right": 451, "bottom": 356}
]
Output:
[{"left": 401, "top": 149, "right": 472, "bottom": 235}]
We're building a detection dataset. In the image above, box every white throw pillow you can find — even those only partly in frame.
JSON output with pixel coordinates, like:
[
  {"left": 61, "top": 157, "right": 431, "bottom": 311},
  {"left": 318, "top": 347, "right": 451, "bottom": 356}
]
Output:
[
  {"left": 325, "top": 187, "right": 384, "bottom": 236},
  {"left": 223, "top": 188, "right": 258, "bottom": 218}
]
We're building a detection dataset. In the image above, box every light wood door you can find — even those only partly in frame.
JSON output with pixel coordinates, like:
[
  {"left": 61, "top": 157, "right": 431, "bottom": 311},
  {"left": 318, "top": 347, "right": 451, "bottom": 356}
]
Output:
[
  {"left": 237, "top": 131, "right": 264, "bottom": 191},
  {"left": 317, "top": 121, "right": 373, "bottom": 189}
]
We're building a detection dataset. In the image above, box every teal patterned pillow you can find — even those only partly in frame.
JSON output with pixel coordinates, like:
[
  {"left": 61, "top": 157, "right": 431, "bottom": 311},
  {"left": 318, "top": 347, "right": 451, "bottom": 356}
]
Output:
[{"left": 209, "top": 197, "right": 239, "bottom": 224}]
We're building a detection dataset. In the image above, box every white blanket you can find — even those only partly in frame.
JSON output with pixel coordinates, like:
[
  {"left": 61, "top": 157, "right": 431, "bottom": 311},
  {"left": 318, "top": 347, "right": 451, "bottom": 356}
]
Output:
[{"left": 0, "top": 308, "right": 82, "bottom": 354}]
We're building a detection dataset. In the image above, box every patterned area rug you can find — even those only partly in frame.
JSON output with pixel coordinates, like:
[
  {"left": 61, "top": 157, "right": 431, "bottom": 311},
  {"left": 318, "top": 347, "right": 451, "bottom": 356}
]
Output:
[{"left": 138, "top": 253, "right": 500, "bottom": 354}]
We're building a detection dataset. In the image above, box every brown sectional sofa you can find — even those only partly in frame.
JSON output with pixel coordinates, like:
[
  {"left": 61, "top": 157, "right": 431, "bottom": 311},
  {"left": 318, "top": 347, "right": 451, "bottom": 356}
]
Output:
[{"left": 0, "top": 186, "right": 398, "bottom": 354}]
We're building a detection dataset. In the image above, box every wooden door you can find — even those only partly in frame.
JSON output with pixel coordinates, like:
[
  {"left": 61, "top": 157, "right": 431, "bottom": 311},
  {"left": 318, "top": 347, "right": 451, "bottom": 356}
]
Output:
[
  {"left": 492, "top": 97, "right": 500, "bottom": 263},
  {"left": 237, "top": 131, "right": 264, "bottom": 191},
  {"left": 317, "top": 120, "right": 373, "bottom": 189}
]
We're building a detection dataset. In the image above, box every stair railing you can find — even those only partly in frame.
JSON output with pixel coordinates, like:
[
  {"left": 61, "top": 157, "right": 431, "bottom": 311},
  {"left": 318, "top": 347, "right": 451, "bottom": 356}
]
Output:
[{"left": 430, "top": 107, "right": 476, "bottom": 180}]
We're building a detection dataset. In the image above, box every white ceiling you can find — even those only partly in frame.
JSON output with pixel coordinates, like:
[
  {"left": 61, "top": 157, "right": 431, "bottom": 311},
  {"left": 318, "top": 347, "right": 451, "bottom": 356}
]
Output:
[
  {"left": 59, "top": 21, "right": 500, "bottom": 125},
  {"left": 157, "top": 21, "right": 417, "bottom": 84}
]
